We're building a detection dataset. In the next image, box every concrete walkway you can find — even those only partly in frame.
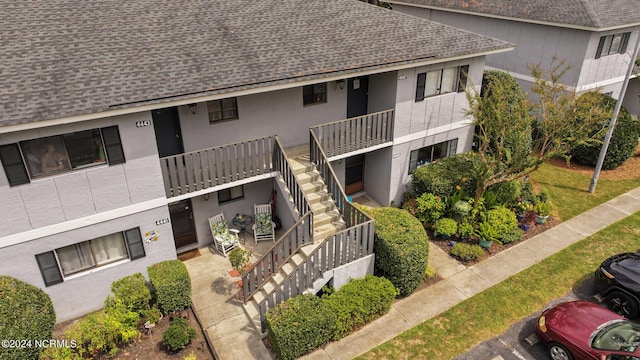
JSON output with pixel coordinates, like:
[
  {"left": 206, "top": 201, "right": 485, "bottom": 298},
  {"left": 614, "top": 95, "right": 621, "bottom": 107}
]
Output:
[
  {"left": 184, "top": 187, "right": 640, "bottom": 360},
  {"left": 301, "top": 186, "right": 640, "bottom": 360}
]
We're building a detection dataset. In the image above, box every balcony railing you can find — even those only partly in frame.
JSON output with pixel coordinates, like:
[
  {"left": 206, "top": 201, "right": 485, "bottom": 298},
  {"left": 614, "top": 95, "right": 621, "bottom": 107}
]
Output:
[
  {"left": 159, "top": 135, "right": 276, "bottom": 198},
  {"left": 309, "top": 109, "right": 394, "bottom": 158}
]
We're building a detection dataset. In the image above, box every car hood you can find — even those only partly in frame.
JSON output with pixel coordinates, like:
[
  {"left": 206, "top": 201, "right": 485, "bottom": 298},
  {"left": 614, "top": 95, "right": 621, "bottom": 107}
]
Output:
[
  {"left": 607, "top": 254, "right": 640, "bottom": 293},
  {"left": 545, "top": 301, "right": 623, "bottom": 347}
]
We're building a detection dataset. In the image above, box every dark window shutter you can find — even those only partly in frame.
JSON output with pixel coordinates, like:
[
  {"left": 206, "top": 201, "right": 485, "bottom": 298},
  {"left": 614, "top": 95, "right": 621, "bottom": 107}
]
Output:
[
  {"left": 101, "top": 126, "right": 126, "bottom": 165},
  {"left": 409, "top": 149, "right": 418, "bottom": 174},
  {"left": 620, "top": 32, "right": 631, "bottom": 54},
  {"left": 36, "top": 251, "right": 63, "bottom": 286},
  {"left": 595, "top": 36, "right": 606, "bottom": 59},
  {"left": 415, "top": 73, "right": 426, "bottom": 102},
  {"left": 457, "top": 65, "right": 469, "bottom": 93},
  {"left": 0, "top": 144, "right": 30, "bottom": 186},
  {"left": 124, "top": 228, "right": 146, "bottom": 260}
]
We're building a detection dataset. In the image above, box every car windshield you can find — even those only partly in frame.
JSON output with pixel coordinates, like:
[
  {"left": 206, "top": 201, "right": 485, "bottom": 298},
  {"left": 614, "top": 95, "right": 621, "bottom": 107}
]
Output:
[{"left": 592, "top": 320, "right": 640, "bottom": 352}]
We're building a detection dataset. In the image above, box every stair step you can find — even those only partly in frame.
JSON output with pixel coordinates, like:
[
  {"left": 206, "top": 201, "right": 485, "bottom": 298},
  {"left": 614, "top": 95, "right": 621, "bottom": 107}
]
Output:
[
  {"left": 313, "top": 223, "right": 342, "bottom": 241},
  {"left": 297, "top": 171, "right": 320, "bottom": 185},
  {"left": 302, "top": 181, "right": 326, "bottom": 193},
  {"left": 306, "top": 191, "right": 329, "bottom": 204},
  {"left": 310, "top": 199, "right": 335, "bottom": 214},
  {"left": 314, "top": 210, "right": 340, "bottom": 227},
  {"left": 243, "top": 300, "right": 262, "bottom": 333},
  {"left": 253, "top": 289, "right": 267, "bottom": 304}
]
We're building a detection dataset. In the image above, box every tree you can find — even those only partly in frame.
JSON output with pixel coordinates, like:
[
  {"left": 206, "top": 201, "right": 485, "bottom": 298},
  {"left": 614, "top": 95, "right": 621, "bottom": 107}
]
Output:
[{"left": 466, "top": 59, "right": 608, "bottom": 202}]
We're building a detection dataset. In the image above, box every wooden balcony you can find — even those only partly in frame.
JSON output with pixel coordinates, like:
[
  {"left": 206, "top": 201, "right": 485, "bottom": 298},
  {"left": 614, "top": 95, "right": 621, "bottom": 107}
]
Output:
[
  {"left": 159, "top": 135, "right": 276, "bottom": 199},
  {"left": 309, "top": 109, "right": 394, "bottom": 158}
]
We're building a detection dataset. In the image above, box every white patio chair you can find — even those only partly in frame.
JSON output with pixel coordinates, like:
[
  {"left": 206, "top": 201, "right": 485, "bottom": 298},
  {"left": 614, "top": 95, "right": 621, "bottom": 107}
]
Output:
[
  {"left": 208, "top": 212, "right": 240, "bottom": 257},
  {"left": 252, "top": 203, "right": 276, "bottom": 245}
]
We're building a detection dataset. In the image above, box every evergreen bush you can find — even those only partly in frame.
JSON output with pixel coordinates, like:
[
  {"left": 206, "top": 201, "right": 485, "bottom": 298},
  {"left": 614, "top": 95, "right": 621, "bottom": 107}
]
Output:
[
  {"left": 450, "top": 243, "right": 484, "bottom": 262},
  {"left": 0, "top": 276, "right": 56, "bottom": 360},
  {"left": 106, "top": 272, "right": 151, "bottom": 314},
  {"left": 162, "top": 318, "right": 196, "bottom": 352},
  {"left": 411, "top": 152, "right": 483, "bottom": 198},
  {"left": 265, "top": 294, "right": 336, "bottom": 360},
  {"left": 362, "top": 207, "right": 429, "bottom": 297},
  {"left": 148, "top": 260, "right": 192, "bottom": 314}
]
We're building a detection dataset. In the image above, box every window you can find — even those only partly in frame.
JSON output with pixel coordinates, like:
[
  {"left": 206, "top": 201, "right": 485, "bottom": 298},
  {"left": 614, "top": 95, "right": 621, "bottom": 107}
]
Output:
[
  {"left": 596, "top": 32, "right": 631, "bottom": 59},
  {"left": 35, "top": 227, "right": 145, "bottom": 286},
  {"left": 208, "top": 98, "right": 238, "bottom": 123},
  {"left": 408, "top": 139, "right": 458, "bottom": 174},
  {"left": 303, "top": 83, "right": 327, "bottom": 105},
  {"left": 416, "top": 65, "right": 469, "bottom": 101},
  {"left": 218, "top": 185, "right": 244, "bottom": 204},
  {"left": 0, "top": 126, "right": 124, "bottom": 186}
]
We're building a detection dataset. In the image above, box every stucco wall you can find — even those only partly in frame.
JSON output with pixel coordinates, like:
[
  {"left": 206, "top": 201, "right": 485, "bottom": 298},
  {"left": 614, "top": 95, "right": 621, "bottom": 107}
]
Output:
[
  {"left": 0, "top": 205, "right": 175, "bottom": 322},
  {"left": 363, "top": 148, "right": 393, "bottom": 207},
  {"left": 0, "top": 112, "right": 165, "bottom": 238}
]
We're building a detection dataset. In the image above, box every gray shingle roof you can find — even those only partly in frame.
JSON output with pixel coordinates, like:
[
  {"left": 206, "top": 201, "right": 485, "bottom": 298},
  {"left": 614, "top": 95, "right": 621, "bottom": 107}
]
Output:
[
  {"left": 0, "top": 0, "right": 512, "bottom": 127},
  {"left": 390, "top": 0, "right": 640, "bottom": 29}
]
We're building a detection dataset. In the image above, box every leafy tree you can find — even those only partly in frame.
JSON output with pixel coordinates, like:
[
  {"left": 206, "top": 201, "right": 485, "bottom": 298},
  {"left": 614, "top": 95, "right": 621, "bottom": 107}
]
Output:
[{"left": 466, "top": 59, "right": 608, "bottom": 202}]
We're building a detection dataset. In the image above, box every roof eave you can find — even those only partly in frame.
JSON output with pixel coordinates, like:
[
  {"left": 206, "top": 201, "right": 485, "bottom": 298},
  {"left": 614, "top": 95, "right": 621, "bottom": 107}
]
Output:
[
  {"left": 0, "top": 46, "right": 513, "bottom": 134},
  {"left": 387, "top": 0, "right": 640, "bottom": 32}
]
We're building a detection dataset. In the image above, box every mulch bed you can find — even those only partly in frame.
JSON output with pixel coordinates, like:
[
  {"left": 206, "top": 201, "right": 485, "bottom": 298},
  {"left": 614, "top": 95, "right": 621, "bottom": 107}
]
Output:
[{"left": 430, "top": 216, "right": 560, "bottom": 267}]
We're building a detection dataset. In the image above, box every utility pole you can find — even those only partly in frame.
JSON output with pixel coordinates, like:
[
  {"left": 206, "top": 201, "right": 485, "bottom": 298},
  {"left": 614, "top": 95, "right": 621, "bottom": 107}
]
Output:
[{"left": 589, "top": 31, "right": 640, "bottom": 193}]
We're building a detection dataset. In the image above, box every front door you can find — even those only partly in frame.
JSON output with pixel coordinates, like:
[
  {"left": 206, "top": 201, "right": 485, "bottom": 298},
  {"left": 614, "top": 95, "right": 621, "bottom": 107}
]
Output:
[
  {"left": 169, "top": 199, "right": 197, "bottom": 250},
  {"left": 152, "top": 107, "right": 184, "bottom": 157},
  {"left": 347, "top": 76, "right": 369, "bottom": 118},
  {"left": 345, "top": 155, "right": 365, "bottom": 194}
]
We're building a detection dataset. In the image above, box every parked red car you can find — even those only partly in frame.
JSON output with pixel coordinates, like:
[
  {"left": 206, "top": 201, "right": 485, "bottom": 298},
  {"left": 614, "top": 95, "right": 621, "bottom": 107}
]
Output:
[{"left": 535, "top": 300, "right": 640, "bottom": 360}]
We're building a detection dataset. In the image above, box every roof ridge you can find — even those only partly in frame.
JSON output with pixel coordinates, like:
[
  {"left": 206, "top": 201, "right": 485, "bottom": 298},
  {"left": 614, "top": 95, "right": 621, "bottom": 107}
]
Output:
[{"left": 578, "top": 0, "right": 603, "bottom": 28}]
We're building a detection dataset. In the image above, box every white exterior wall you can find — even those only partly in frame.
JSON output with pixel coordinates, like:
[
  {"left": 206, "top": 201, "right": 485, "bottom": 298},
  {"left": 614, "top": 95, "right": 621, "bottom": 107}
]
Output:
[
  {"left": 0, "top": 205, "right": 175, "bottom": 322},
  {"left": 0, "top": 112, "right": 165, "bottom": 238}
]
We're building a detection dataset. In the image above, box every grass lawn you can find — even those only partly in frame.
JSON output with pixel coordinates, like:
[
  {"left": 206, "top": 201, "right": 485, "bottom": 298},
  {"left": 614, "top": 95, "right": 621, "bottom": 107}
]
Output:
[
  {"left": 532, "top": 162, "right": 640, "bottom": 220},
  {"left": 357, "top": 161, "right": 640, "bottom": 360}
]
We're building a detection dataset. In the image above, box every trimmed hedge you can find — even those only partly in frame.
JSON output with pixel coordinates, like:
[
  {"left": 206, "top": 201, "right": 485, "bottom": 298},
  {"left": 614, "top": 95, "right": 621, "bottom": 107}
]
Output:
[
  {"left": 572, "top": 92, "right": 640, "bottom": 170},
  {"left": 363, "top": 207, "right": 429, "bottom": 297},
  {"left": 411, "top": 152, "right": 483, "bottom": 199},
  {"left": 148, "top": 260, "right": 192, "bottom": 314},
  {"left": 265, "top": 294, "right": 336, "bottom": 360},
  {"left": 450, "top": 243, "right": 484, "bottom": 262},
  {"left": 0, "top": 276, "right": 56, "bottom": 360},
  {"left": 323, "top": 275, "right": 397, "bottom": 340},
  {"left": 107, "top": 272, "right": 151, "bottom": 314}
]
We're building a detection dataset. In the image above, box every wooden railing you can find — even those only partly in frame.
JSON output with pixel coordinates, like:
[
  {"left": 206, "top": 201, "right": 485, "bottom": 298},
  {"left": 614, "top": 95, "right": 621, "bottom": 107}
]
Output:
[
  {"left": 159, "top": 135, "right": 275, "bottom": 198},
  {"left": 309, "top": 109, "right": 394, "bottom": 158},
  {"left": 254, "top": 221, "right": 375, "bottom": 331},
  {"left": 272, "top": 137, "right": 311, "bottom": 218},
  {"left": 241, "top": 212, "right": 313, "bottom": 302},
  {"left": 309, "top": 131, "right": 371, "bottom": 228},
  {"left": 241, "top": 137, "right": 314, "bottom": 302}
]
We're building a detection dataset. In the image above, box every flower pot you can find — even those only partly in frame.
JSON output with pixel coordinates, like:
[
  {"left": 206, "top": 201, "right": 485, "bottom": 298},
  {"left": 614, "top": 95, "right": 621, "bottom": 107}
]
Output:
[
  {"left": 439, "top": 234, "right": 450, "bottom": 240},
  {"left": 520, "top": 223, "right": 531, "bottom": 231},
  {"left": 516, "top": 213, "right": 525, "bottom": 222},
  {"left": 479, "top": 239, "right": 492, "bottom": 249},
  {"left": 535, "top": 215, "right": 549, "bottom": 224}
]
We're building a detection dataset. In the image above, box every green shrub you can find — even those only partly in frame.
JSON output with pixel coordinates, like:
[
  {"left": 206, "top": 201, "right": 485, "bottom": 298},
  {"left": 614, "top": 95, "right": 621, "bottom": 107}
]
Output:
[
  {"left": 362, "top": 207, "right": 429, "bottom": 297},
  {"left": 65, "top": 300, "right": 140, "bottom": 357},
  {"left": 450, "top": 243, "right": 485, "bottom": 262},
  {"left": 501, "top": 227, "right": 524, "bottom": 244},
  {"left": 228, "top": 248, "right": 252, "bottom": 274},
  {"left": 322, "top": 275, "right": 397, "bottom": 340},
  {"left": 0, "top": 276, "right": 56, "bottom": 360},
  {"left": 415, "top": 192, "right": 446, "bottom": 224},
  {"left": 433, "top": 218, "right": 458, "bottom": 237},
  {"left": 142, "top": 305, "right": 163, "bottom": 324},
  {"left": 572, "top": 92, "right": 640, "bottom": 169},
  {"left": 266, "top": 294, "right": 336, "bottom": 360},
  {"left": 411, "top": 152, "right": 483, "bottom": 198},
  {"left": 162, "top": 318, "right": 196, "bottom": 352},
  {"left": 458, "top": 219, "right": 474, "bottom": 238},
  {"left": 475, "top": 221, "right": 499, "bottom": 243},
  {"left": 535, "top": 201, "right": 552, "bottom": 216},
  {"left": 424, "top": 266, "right": 437, "bottom": 281},
  {"left": 488, "top": 180, "right": 521, "bottom": 208},
  {"left": 481, "top": 206, "right": 519, "bottom": 243},
  {"left": 148, "top": 260, "right": 192, "bottom": 314},
  {"left": 106, "top": 273, "right": 151, "bottom": 314}
]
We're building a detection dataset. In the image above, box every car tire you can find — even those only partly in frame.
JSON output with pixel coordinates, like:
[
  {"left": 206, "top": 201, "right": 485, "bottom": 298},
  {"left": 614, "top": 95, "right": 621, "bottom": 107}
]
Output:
[
  {"left": 606, "top": 291, "right": 639, "bottom": 319},
  {"left": 547, "top": 342, "right": 574, "bottom": 360}
]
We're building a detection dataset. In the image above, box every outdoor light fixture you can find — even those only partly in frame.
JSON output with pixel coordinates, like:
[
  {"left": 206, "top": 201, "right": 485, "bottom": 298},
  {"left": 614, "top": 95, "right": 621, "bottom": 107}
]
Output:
[
  {"left": 187, "top": 103, "right": 198, "bottom": 115},
  {"left": 336, "top": 79, "right": 346, "bottom": 90}
]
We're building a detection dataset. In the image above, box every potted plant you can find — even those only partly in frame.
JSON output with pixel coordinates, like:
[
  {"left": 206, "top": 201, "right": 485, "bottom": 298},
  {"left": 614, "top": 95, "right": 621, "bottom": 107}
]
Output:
[
  {"left": 520, "top": 211, "right": 537, "bottom": 231},
  {"left": 433, "top": 218, "right": 457, "bottom": 239},
  {"left": 228, "top": 247, "right": 252, "bottom": 275},
  {"left": 534, "top": 201, "right": 552, "bottom": 224},
  {"left": 458, "top": 219, "right": 474, "bottom": 240},
  {"left": 475, "top": 222, "right": 499, "bottom": 249},
  {"left": 515, "top": 201, "right": 533, "bottom": 222}
]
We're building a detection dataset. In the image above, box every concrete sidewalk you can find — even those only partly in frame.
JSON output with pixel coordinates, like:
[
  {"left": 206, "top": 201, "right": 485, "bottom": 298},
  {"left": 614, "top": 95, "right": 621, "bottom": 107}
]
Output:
[{"left": 301, "top": 186, "right": 640, "bottom": 360}]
